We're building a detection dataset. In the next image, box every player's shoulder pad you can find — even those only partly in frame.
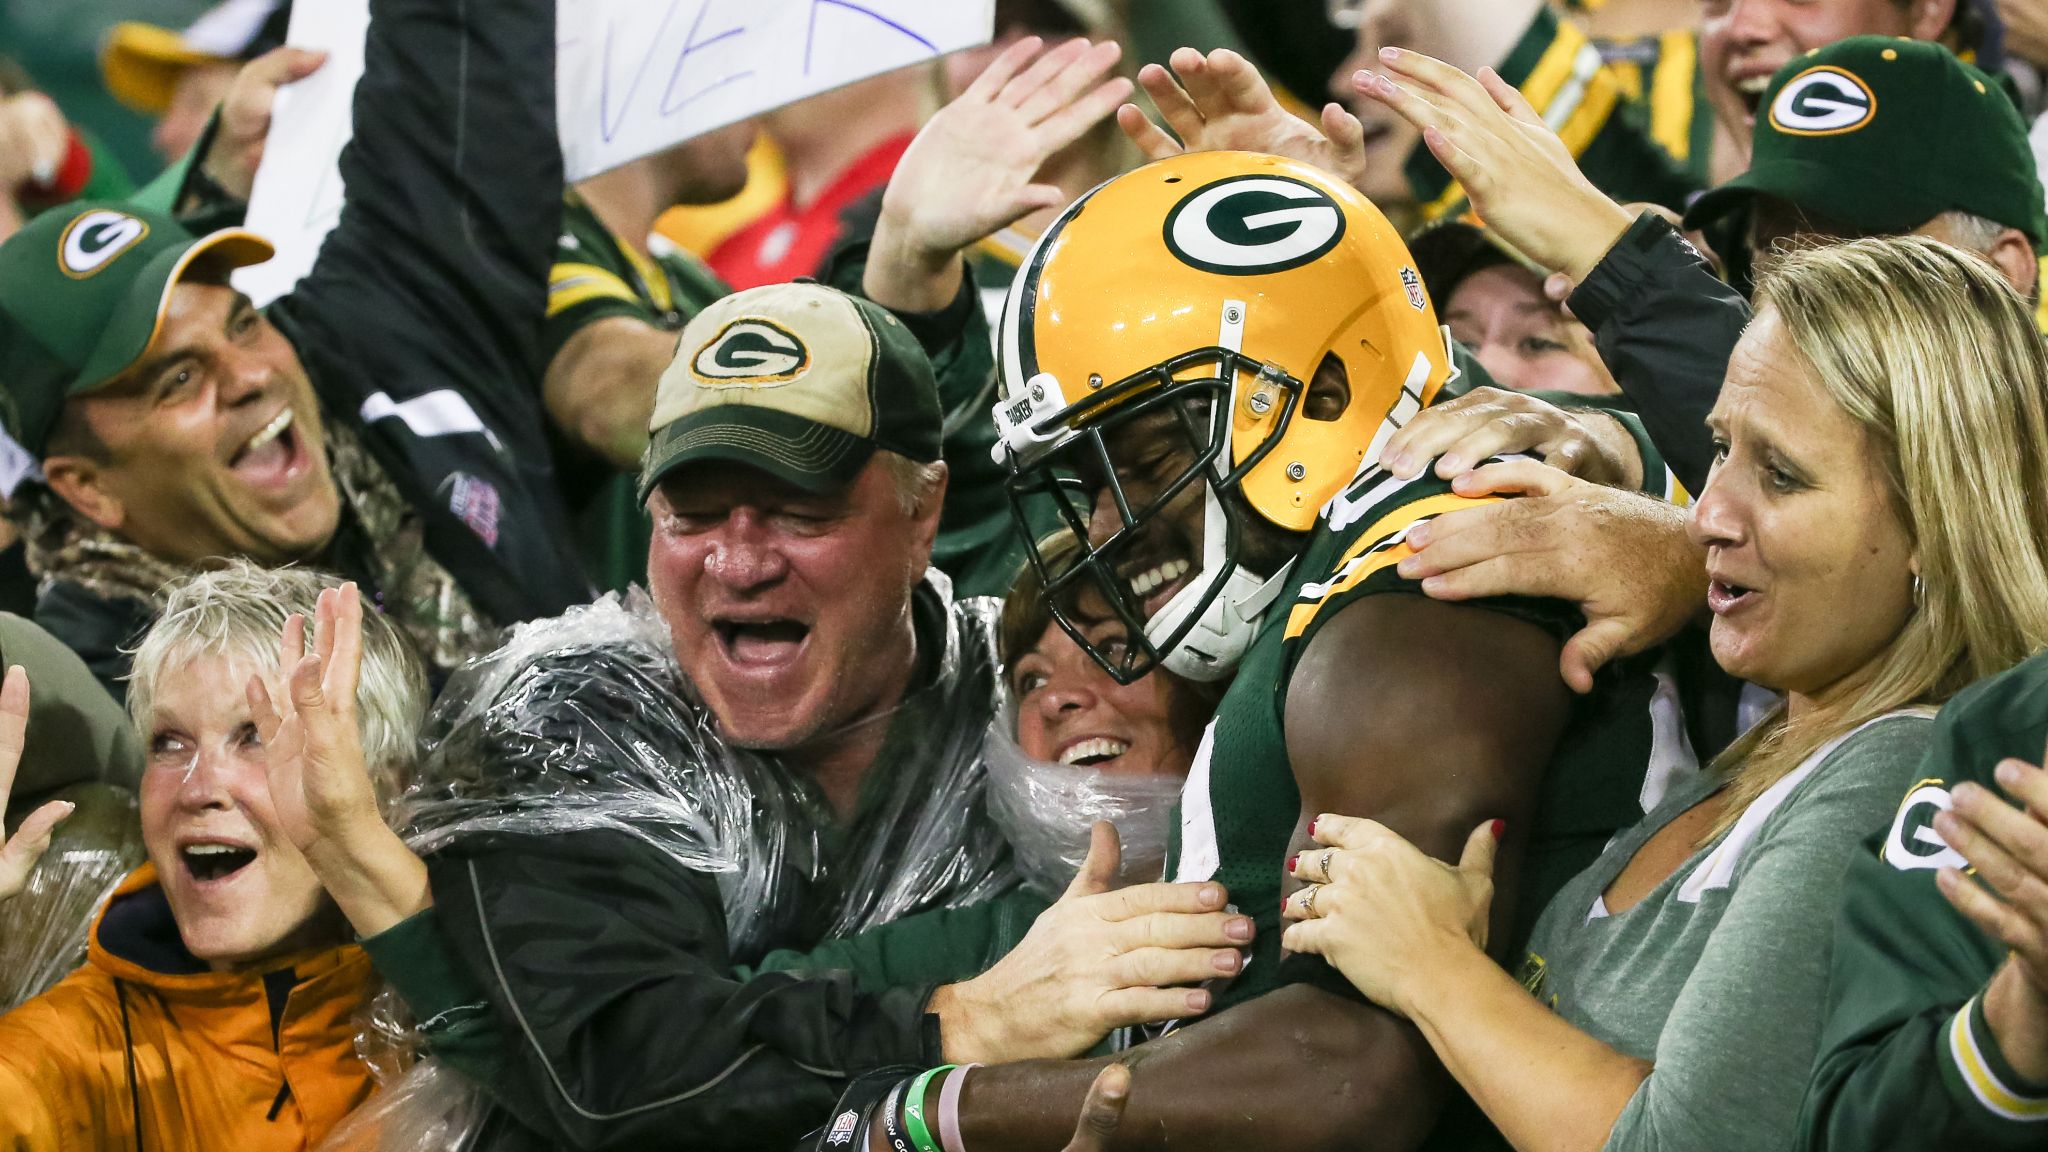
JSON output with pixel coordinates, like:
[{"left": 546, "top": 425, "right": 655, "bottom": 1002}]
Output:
[{"left": 1283, "top": 456, "right": 1523, "bottom": 641}]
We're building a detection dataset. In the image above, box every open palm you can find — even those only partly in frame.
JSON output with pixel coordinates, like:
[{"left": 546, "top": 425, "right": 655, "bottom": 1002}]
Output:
[
  {"left": 248, "top": 584, "right": 378, "bottom": 856},
  {"left": 0, "top": 667, "right": 72, "bottom": 902}
]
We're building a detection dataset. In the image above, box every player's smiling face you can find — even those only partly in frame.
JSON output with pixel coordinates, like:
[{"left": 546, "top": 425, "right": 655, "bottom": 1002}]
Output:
[
  {"left": 647, "top": 457, "right": 938, "bottom": 753},
  {"left": 47, "top": 279, "right": 340, "bottom": 568},
  {"left": 1081, "top": 403, "right": 1307, "bottom": 628},
  {"left": 140, "top": 654, "right": 344, "bottom": 970},
  {"left": 1011, "top": 616, "right": 1208, "bottom": 779},
  {"left": 1687, "top": 307, "right": 1916, "bottom": 701},
  {"left": 1699, "top": 0, "right": 1930, "bottom": 170}
]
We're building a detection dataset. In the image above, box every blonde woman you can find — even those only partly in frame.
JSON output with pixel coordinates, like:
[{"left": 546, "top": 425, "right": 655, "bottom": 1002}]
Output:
[{"left": 1277, "top": 236, "right": 2048, "bottom": 1152}]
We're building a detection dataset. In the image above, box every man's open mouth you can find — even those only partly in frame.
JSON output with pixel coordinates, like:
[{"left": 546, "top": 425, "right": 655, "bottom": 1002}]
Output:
[
  {"left": 1058, "top": 736, "right": 1131, "bottom": 767},
  {"left": 228, "top": 408, "right": 302, "bottom": 485},
  {"left": 712, "top": 619, "right": 810, "bottom": 666},
  {"left": 1734, "top": 73, "right": 1772, "bottom": 121},
  {"left": 181, "top": 842, "right": 257, "bottom": 883}
]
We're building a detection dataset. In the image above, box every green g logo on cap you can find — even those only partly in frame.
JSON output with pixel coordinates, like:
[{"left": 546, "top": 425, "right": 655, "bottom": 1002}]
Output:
[
  {"left": 1769, "top": 67, "right": 1877, "bottom": 136},
  {"left": 690, "top": 317, "right": 811, "bottom": 386},
  {"left": 57, "top": 210, "right": 150, "bottom": 279}
]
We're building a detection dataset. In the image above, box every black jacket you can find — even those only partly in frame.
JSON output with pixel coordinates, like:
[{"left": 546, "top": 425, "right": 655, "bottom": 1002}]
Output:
[
  {"left": 1569, "top": 213, "right": 1752, "bottom": 495},
  {"left": 264, "top": 0, "right": 588, "bottom": 624},
  {"left": 32, "top": 0, "right": 590, "bottom": 697}
]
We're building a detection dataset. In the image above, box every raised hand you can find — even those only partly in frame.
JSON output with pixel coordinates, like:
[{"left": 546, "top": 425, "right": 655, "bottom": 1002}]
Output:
[
  {"left": 199, "top": 46, "right": 328, "bottom": 201},
  {"left": 1934, "top": 750, "right": 2048, "bottom": 1080},
  {"left": 0, "top": 93, "right": 70, "bottom": 195},
  {"left": 0, "top": 666, "right": 73, "bottom": 903},
  {"left": 1352, "top": 48, "right": 1635, "bottom": 281},
  {"left": 865, "top": 36, "right": 1133, "bottom": 312},
  {"left": 248, "top": 583, "right": 378, "bottom": 858},
  {"left": 928, "top": 822, "right": 1252, "bottom": 1062},
  {"left": 1115, "top": 47, "right": 1370, "bottom": 190},
  {"left": 246, "top": 584, "right": 428, "bottom": 937}
]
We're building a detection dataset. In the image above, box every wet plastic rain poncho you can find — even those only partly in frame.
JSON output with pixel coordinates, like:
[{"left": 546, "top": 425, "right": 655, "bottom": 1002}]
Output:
[{"left": 388, "top": 574, "right": 1019, "bottom": 1150}]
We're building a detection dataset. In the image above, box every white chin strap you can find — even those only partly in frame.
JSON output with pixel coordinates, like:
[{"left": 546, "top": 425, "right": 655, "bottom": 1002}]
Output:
[
  {"left": 1142, "top": 298, "right": 1294, "bottom": 682},
  {"left": 1144, "top": 480, "right": 1294, "bottom": 680}
]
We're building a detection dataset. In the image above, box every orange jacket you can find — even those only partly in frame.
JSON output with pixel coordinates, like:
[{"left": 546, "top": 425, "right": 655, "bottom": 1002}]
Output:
[{"left": 0, "top": 865, "right": 381, "bottom": 1151}]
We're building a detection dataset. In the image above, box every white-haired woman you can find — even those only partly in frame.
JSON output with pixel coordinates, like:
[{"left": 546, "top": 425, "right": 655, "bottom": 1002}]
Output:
[
  {"left": 1278, "top": 231, "right": 2048, "bottom": 1152},
  {"left": 0, "top": 563, "right": 429, "bottom": 1151}
]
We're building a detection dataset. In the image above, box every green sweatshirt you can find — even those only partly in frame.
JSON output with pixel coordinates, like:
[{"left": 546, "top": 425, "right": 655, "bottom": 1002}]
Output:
[{"left": 1797, "top": 652, "right": 2048, "bottom": 1149}]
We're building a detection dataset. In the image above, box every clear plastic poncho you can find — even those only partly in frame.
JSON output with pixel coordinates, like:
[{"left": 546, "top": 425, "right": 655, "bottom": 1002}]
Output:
[
  {"left": 0, "top": 783, "right": 144, "bottom": 1010},
  {"left": 329, "top": 576, "right": 1021, "bottom": 1151},
  {"left": 397, "top": 571, "right": 1018, "bottom": 959},
  {"left": 981, "top": 697, "right": 1185, "bottom": 897}
]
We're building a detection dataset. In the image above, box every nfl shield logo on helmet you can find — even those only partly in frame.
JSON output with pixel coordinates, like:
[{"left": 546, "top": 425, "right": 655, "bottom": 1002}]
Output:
[{"left": 1400, "top": 266, "right": 1426, "bottom": 310}]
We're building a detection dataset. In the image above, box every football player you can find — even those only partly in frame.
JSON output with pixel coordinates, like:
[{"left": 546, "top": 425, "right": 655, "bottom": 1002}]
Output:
[{"left": 854, "top": 150, "right": 1689, "bottom": 1151}]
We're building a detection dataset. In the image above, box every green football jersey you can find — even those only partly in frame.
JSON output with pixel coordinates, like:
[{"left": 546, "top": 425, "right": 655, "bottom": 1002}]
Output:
[
  {"left": 1797, "top": 651, "right": 2048, "bottom": 1149},
  {"left": 1165, "top": 459, "right": 1691, "bottom": 1010},
  {"left": 1407, "top": 6, "right": 1706, "bottom": 223},
  {"left": 545, "top": 191, "right": 731, "bottom": 593}
]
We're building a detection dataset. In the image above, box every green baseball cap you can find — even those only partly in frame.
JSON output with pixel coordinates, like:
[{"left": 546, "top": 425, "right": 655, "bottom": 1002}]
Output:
[
  {"left": 638, "top": 282, "right": 941, "bottom": 501},
  {"left": 1685, "top": 37, "right": 2048, "bottom": 250},
  {"left": 0, "top": 202, "right": 273, "bottom": 455}
]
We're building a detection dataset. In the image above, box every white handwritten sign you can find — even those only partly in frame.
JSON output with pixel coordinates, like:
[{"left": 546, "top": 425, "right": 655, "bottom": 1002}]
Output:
[{"left": 238, "top": 0, "right": 994, "bottom": 305}]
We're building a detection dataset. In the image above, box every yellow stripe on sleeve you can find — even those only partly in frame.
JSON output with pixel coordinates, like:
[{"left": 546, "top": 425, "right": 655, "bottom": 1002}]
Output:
[
  {"left": 547, "top": 262, "right": 640, "bottom": 318},
  {"left": 1648, "top": 30, "right": 1699, "bottom": 163},
  {"left": 1284, "top": 492, "right": 1503, "bottom": 639},
  {"left": 1949, "top": 997, "right": 2048, "bottom": 1122}
]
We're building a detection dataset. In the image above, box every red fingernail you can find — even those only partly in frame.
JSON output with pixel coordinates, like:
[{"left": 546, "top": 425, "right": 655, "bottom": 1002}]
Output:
[
  {"left": 1308, "top": 818, "right": 1319, "bottom": 839},
  {"left": 1287, "top": 856, "right": 1297, "bottom": 873},
  {"left": 1491, "top": 820, "right": 1506, "bottom": 841}
]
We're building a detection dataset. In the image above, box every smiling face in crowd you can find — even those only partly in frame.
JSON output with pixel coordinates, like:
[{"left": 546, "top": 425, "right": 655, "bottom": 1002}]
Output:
[
  {"left": 1688, "top": 306, "right": 1917, "bottom": 703},
  {"left": 647, "top": 456, "right": 939, "bottom": 753},
  {"left": 1699, "top": 0, "right": 1947, "bottom": 172},
  {"left": 43, "top": 278, "right": 340, "bottom": 569},
  {"left": 1011, "top": 617, "right": 1208, "bottom": 778},
  {"left": 139, "top": 654, "right": 340, "bottom": 970}
]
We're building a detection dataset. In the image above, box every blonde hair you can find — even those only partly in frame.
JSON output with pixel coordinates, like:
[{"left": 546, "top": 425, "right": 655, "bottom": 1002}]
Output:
[
  {"left": 128, "top": 561, "right": 430, "bottom": 799},
  {"left": 1712, "top": 236, "right": 2048, "bottom": 833}
]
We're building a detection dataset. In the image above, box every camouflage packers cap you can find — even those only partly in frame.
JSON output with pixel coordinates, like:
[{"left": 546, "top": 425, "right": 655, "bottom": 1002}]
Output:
[
  {"left": 1685, "top": 37, "right": 2048, "bottom": 250},
  {"left": 638, "top": 282, "right": 941, "bottom": 501},
  {"left": 0, "top": 203, "right": 272, "bottom": 456}
]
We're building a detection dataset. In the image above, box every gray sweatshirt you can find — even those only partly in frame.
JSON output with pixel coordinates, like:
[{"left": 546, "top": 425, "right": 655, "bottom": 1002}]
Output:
[{"left": 1519, "top": 711, "right": 1934, "bottom": 1152}]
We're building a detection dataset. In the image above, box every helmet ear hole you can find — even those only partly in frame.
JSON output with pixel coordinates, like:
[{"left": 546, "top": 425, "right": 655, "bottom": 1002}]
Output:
[{"left": 1303, "top": 353, "right": 1351, "bottom": 422}]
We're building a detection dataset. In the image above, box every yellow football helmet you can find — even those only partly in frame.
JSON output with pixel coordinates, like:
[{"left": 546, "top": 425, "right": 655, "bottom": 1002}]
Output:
[{"left": 992, "top": 151, "right": 1456, "bottom": 683}]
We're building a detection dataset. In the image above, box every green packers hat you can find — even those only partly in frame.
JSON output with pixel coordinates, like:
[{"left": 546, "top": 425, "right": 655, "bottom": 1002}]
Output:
[
  {"left": 0, "top": 202, "right": 273, "bottom": 455},
  {"left": 638, "top": 282, "right": 941, "bottom": 501},
  {"left": 1685, "top": 37, "right": 2048, "bottom": 250}
]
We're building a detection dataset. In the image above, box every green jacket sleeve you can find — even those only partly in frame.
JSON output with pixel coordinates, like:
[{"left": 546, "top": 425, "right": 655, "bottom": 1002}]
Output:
[
  {"left": 746, "top": 890, "right": 1050, "bottom": 994},
  {"left": 359, "top": 905, "right": 504, "bottom": 1085},
  {"left": 1796, "top": 656, "right": 2048, "bottom": 1150}
]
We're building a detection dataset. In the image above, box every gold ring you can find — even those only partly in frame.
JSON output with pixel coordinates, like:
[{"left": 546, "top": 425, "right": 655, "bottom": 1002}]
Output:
[{"left": 1302, "top": 884, "right": 1320, "bottom": 917}]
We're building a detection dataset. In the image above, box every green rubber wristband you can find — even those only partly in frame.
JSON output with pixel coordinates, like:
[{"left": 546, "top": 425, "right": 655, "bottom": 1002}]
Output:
[{"left": 904, "top": 1065, "right": 953, "bottom": 1152}]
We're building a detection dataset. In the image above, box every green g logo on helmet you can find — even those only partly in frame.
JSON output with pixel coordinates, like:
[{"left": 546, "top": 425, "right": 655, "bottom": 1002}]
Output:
[
  {"left": 1163, "top": 175, "right": 1347, "bottom": 276},
  {"left": 1769, "top": 67, "right": 1877, "bottom": 136}
]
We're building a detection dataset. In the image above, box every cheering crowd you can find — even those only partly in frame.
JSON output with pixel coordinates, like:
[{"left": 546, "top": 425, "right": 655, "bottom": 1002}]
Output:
[{"left": 2, "top": 0, "right": 2048, "bottom": 1149}]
